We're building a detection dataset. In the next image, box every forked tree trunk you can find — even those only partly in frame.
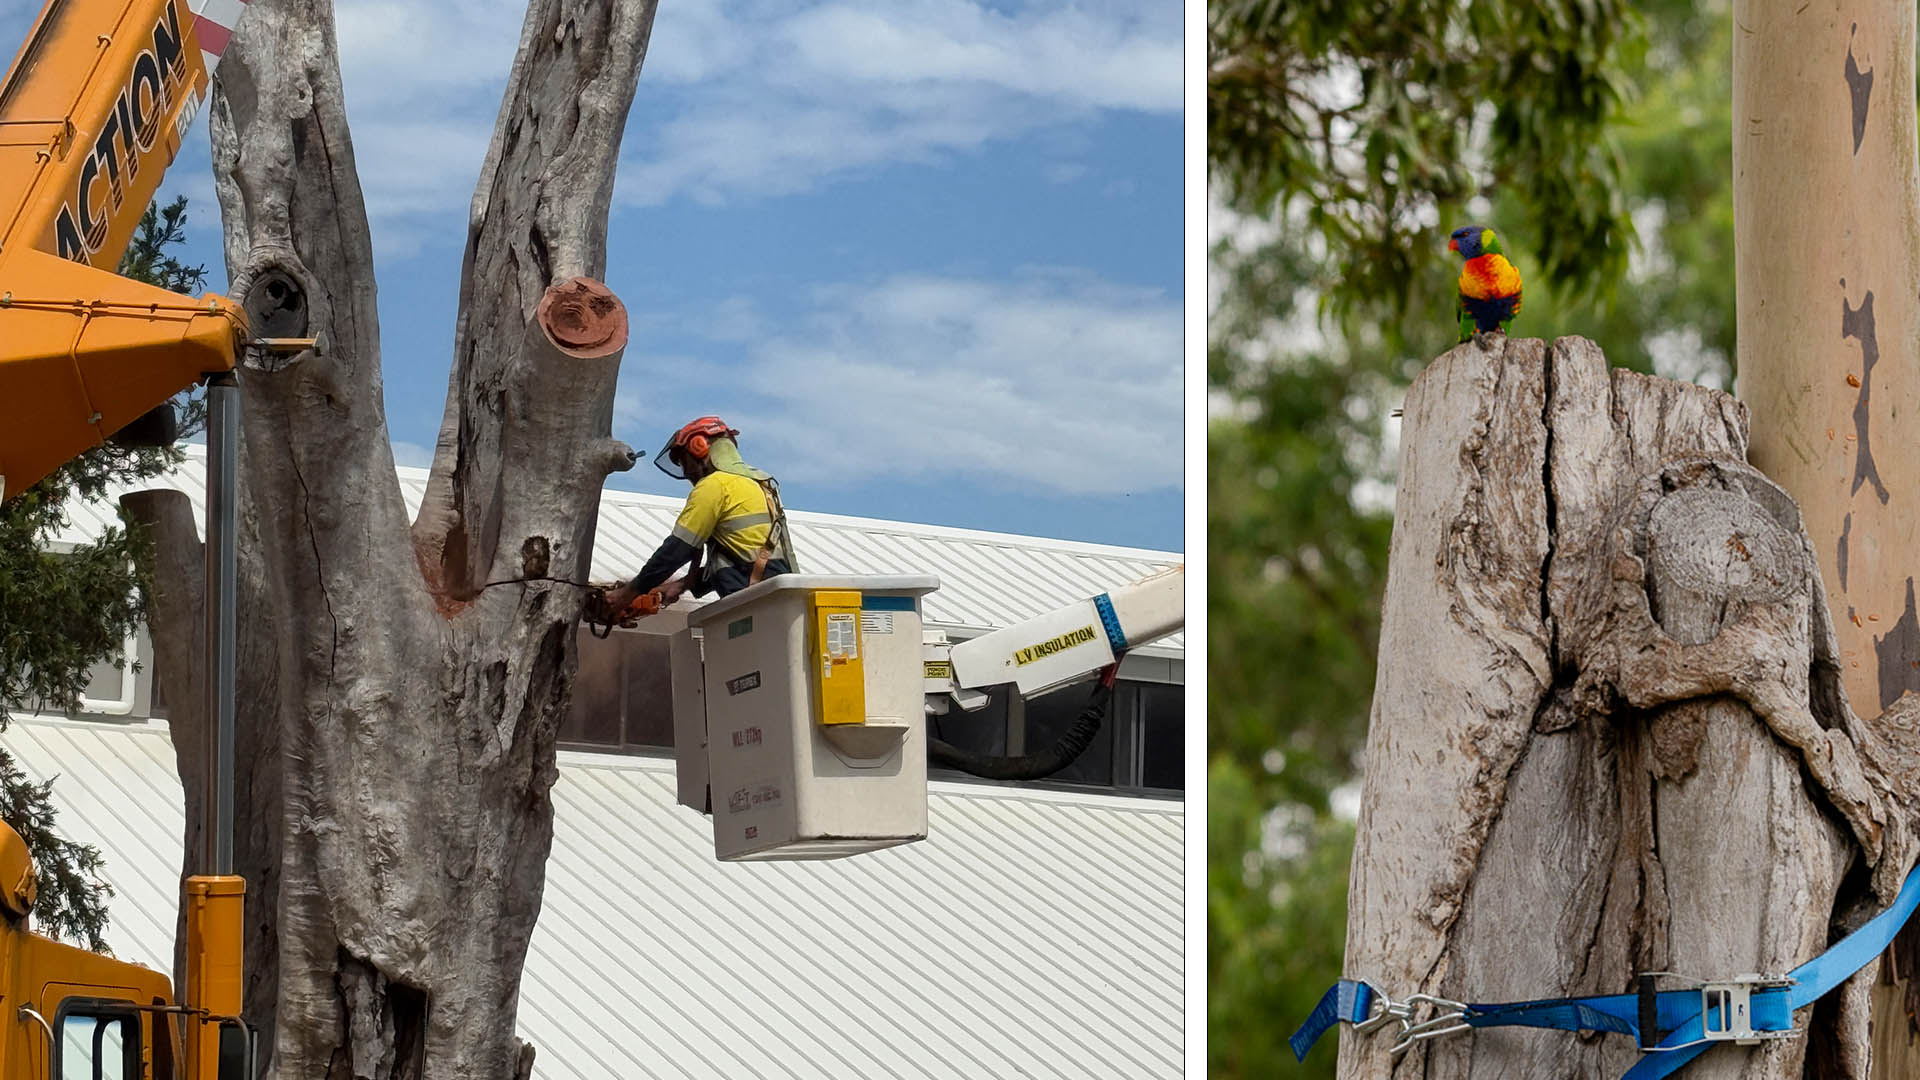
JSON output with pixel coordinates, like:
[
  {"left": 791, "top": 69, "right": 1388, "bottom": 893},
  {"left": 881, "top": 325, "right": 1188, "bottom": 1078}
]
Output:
[
  {"left": 1340, "top": 334, "right": 1920, "bottom": 1079},
  {"left": 121, "top": 0, "right": 658, "bottom": 1075},
  {"left": 1731, "top": 2, "right": 1920, "bottom": 1066}
]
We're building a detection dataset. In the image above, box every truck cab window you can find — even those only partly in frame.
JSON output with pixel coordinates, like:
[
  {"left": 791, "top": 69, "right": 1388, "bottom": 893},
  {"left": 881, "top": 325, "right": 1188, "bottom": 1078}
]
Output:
[{"left": 56, "top": 1007, "right": 140, "bottom": 1080}]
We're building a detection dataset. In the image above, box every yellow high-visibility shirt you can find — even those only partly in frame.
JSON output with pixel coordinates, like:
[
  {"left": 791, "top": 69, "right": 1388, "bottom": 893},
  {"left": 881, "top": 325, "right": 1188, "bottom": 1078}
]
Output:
[{"left": 671, "top": 471, "right": 773, "bottom": 566}]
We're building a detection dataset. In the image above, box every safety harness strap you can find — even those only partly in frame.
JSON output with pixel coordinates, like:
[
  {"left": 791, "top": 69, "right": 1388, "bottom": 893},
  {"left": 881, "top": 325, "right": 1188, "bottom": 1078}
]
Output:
[
  {"left": 749, "top": 478, "right": 795, "bottom": 583},
  {"left": 1290, "top": 861, "right": 1920, "bottom": 1074}
]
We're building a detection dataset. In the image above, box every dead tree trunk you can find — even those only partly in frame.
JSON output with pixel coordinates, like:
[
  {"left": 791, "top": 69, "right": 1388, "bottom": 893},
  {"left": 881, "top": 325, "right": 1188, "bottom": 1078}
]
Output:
[
  {"left": 122, "top": 0, "right": 658, "bottom": 1075},
  {"left": 1731, "top": 2, "right": 1920, "bottom": 1065},
  {"left": 1340, "top": 334, "right": 1920, "bottom": 1078}
]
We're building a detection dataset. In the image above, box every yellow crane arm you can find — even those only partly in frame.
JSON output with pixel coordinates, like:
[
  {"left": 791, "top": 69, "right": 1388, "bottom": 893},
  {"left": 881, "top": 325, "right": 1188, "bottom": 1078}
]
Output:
[{"left": 0, "top": 0, "right": 245, "bottom": 500}]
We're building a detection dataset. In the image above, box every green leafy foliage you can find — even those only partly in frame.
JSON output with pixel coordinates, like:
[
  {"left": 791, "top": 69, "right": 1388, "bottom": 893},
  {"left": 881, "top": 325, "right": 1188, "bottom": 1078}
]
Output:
[
  {"left": 1207, "top": 2, "right": 1739, "bottom": 1075},
  {"left": 0, "top": 195, "right": 210, "bottom": 951},
  {"left": 1208, "top": 0, "right": 1641, "bottom": 334}
]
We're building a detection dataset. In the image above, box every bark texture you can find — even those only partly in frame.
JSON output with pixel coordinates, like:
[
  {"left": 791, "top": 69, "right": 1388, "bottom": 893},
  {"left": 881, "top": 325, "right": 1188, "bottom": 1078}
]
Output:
[
  {"left": 121, "top": 0, "right": 657, "bottom": 1076},
  {"left": 1732, "top": 1, "right": 1920, "bottom": 1060},
  {"left": 1340, "top": 335, "right": 1920, "bottom": 1079}
]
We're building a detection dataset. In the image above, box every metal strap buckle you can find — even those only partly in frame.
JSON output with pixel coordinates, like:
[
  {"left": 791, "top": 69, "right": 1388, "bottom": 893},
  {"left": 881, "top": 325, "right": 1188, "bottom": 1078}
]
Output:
[{"left": 1699, "top": 974, "right": 1796, "bottom": 1045}]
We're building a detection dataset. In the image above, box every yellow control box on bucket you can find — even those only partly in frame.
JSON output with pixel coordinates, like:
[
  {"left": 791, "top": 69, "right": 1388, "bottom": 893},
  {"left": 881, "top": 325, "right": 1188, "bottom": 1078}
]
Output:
[
  {"left": 677, "top": 574, "right": 939, "bottom": 860},
  {"left": 810, "top": 590, "right": 866, "bottom": 724}
]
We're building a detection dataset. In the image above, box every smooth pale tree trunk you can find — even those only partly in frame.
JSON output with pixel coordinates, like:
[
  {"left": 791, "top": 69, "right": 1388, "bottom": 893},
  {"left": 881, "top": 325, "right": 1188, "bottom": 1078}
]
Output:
[
  {"left": 121, "top": 0, "right": 658, "bottom": 1075},
  {"left": 1339, "top": 334, "right": 1920, "bottom": 1079},
  {"left": 1732, "top": 2, "right": 1920, "bottom": 1068}
]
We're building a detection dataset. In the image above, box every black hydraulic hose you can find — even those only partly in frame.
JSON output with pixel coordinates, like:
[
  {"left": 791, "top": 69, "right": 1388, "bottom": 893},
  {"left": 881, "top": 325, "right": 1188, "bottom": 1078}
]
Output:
[{"left": 927, "top": 679, "right": 1113, "bottom": 781}]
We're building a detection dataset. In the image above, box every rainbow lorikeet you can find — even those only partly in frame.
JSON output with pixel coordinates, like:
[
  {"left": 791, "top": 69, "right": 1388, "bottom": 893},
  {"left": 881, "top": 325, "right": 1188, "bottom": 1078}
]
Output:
[{"left": 1450, "top": 225, "right": 1523, "bottom": 343}]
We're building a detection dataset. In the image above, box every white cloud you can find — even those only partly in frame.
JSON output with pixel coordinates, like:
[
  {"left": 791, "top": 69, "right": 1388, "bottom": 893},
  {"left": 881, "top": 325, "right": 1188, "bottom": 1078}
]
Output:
[
  {"left": 615, "top": 93, "right": 1004, "bottom": 207},
  {"left": 780, "top": 2, "right": 1180, "bottom": 111},
  {"left": 621, "top": 270, "right": 1181, "bottom": 496},
  {"left": 620, "top": 0, "right": 1177, "bottom": 206},
  {"left": 300, "top": 0, "right": 1176, "bottom": 221}
]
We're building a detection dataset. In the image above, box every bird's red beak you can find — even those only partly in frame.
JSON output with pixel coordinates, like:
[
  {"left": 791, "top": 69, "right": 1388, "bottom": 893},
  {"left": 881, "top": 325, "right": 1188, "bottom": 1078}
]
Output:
[{"left": 1448, "top": 237, "right": 1459, "bottom": 252}]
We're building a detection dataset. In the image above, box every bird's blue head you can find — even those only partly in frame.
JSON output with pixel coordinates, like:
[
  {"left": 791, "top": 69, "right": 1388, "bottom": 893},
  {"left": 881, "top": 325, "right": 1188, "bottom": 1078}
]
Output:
[{"left": 1449, "top": 225, "right": 1502, "bottom": 259}]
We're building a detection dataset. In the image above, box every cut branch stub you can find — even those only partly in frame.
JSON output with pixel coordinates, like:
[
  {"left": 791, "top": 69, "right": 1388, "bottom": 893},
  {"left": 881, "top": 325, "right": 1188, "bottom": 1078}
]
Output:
[
  {"left": 535, "top": 277, "right": 627, "bottom": 358},
  {"left": 1642, "top": 483, "right": 1799, "bottom": 643},
  {"left": 479, "top": 276, "right": 634, "bottom": 592}
]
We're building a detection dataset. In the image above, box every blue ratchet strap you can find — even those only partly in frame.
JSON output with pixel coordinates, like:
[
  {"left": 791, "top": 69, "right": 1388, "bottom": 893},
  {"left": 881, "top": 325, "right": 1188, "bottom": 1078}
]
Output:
[
  {"left": 1289, "top": 979, "right": 1375, "bottom": 1061},
  {"left": 1458, "top": 983, "right": 1788, "bottom": 1039},
  {"left": 1288, "top": 982, "right": 1787, "bottom": 1062},
  {"left": 1290, "top": 862, "right": 1920, "bottom": 1074},
  {"left": 1624, "top": 859, "right": 1920, "bottom": 1080}
]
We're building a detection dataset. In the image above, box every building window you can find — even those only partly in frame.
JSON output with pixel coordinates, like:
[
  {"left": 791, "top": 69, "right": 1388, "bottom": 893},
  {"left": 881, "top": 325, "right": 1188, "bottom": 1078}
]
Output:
[
  {"left": 1130, "top": 681, "right": 1184, "bottom": 792},
  {"left": 560, "top": 629, "right": 674, "bottom": 751},
  {"left": 926, "top": 677, "right": 1182, "bottom": 795},
  {"left": 75, "top": 639, "right": 140, "bottom": 718}
]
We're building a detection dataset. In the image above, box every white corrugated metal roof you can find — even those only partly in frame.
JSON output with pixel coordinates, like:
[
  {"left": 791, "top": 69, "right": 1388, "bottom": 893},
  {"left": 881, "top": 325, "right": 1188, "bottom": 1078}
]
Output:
[
  {"left": 48, "top": 446, "right": 1183, "bottom": 657},
  {"left": 1, "top": 715, "right": 1182, "bottom": 1078}
]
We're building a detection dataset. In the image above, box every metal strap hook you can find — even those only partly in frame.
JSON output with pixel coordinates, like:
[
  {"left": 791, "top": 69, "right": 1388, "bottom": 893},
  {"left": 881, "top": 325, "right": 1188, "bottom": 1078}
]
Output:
[{"left": 1388, "top": 994, "right": 1471, "bottom": 1056}]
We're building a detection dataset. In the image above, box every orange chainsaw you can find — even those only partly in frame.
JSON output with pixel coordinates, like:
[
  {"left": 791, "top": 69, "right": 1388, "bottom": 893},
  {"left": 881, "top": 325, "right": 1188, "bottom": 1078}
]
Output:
[{"left": 583, "top": 584, "right": 669, "bottom": 637}]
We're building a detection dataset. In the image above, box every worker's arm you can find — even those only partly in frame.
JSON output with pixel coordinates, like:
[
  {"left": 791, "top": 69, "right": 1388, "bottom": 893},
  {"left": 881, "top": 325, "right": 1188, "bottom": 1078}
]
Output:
[
  {"left": 627, "top": 481, "right": 725, "bottom": 593},
  {"left": 627, "top": 536, "right": 697, "bottom": 594}
]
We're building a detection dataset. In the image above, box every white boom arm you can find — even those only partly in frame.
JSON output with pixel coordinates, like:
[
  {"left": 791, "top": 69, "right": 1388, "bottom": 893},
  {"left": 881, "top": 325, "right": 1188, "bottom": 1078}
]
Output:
[{"left": 923, "top": 565, "right": 1184, "bottom": 710}]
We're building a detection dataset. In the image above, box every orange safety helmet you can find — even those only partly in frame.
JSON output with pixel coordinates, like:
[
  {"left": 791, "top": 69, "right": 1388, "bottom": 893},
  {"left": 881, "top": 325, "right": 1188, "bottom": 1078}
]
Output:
[{"left": 655, "top": 416, "right": 740, "bottom": 480}]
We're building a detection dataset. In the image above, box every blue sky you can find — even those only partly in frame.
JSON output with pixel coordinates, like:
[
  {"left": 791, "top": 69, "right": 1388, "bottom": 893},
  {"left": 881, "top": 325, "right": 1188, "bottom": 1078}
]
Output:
[{"left": 3, "top": 0, "right": 1183, "bottom": 551}]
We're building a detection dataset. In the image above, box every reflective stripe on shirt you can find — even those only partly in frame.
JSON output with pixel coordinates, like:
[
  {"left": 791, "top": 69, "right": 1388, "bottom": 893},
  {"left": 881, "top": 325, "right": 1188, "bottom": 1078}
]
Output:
[{"left": 673, "top": 472, "right": 772, "bottom": 564}]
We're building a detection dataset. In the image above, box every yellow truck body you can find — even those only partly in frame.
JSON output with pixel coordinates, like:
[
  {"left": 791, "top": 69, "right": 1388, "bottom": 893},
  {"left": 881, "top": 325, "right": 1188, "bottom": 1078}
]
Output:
[{"left": 0, "top": 821, "right": 244, "bottom": 1080}]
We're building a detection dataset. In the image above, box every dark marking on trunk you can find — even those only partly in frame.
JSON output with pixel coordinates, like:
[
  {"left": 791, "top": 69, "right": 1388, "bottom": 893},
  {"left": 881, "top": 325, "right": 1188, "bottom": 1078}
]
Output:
[
  {"left": 520, "top": 535, "right": 550, "bottom": 579},
  {"left": 537, "top": 619, "right": 570, "bottom": 714},
  {"left": 389, "top": 979, "right": 429, "bottom": 1080},
  {"left": 331, "top": 950, "right": 429, "bottom": 1080},
  {"left": 1875, "top": 577, "right": 1920, "bottom": 711},
  {"left": 1840, "top": 290, "right": 1890, "bottom": 502},
  {"left": 1846, "top": 24, "right": 1873, "bottom": 155},
  {"left": 1810, "top": 634, "right": 1849, "bottom": 731},
  {"left": 528, "top": 222, "right": 551, "bottom": 287},
  {"left": 1897, "top": 918, "right": 1920, "bottom": 1041},
  {"left": 1838, "top": 511, "right": 1852, "bottom": 591}
]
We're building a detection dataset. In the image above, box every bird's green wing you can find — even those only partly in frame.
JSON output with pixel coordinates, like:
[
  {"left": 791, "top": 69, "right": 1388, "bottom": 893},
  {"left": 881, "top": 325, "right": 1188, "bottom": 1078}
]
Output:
[
  {"left": 1499, "top": 285, "right": 1521, "bottom": 336},
  {"left": 1457, "top": 295, "right": 1473, "bottom": 343}
]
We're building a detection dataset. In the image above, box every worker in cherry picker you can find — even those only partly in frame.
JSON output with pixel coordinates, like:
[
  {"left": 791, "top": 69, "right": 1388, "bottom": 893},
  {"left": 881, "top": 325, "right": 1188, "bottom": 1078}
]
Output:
[{"left": 602, "top": 417, "right": 797, "bottom": 615}]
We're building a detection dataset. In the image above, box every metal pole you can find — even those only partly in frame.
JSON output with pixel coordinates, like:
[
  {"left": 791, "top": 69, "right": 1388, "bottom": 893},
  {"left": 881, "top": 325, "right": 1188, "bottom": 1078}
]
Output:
[{"left": 203, "top": 373, "right": 239, "bottom": 877}]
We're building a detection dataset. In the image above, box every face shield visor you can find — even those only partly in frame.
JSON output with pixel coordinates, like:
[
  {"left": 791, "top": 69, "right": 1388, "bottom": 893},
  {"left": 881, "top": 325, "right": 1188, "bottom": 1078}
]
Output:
[{"left": 653, "top": 442, "right": 690, "bottom": 480}]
